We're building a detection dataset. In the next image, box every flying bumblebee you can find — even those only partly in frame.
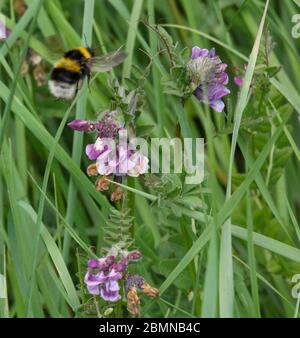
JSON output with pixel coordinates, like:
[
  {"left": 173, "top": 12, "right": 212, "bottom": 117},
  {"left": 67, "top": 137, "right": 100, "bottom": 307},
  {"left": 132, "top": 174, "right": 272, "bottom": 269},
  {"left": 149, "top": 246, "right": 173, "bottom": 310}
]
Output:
[{"left": 48, "top": 47, "right": 127, "bottom": 99}]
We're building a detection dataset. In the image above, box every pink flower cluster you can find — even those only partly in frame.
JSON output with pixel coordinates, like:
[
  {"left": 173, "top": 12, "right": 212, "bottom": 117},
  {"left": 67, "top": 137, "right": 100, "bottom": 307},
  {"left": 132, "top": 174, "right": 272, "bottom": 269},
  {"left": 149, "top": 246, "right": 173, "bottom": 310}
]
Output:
[
  {"left": 85, "top": 135, "right": 149, "bottom": 177},
  {"left": 68, "top": 111, "right": 149, "bottom": 178},
  {"left": 188, "top": 46, "right": 230, "bottom": 112},
  {"left": 85, "top": 250, "right": 141, "bottom": 302}
]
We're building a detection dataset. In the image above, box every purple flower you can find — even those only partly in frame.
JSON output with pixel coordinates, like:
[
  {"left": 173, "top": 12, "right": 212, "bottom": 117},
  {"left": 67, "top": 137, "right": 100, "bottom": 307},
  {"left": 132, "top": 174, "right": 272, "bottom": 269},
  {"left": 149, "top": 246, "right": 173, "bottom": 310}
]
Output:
[
  {"left": 88, "top": 255, "right": 115, "bottom": 270},
  {"left": 88, "top": 259, "right": 101, "bottom": 269},
  {"left": 234, "top": 76, "right": 243, "bottom": 88},
  {"left": 113, "top": 258, "right": 128, "bottom": 272},
  {"left": 126, "top": 250, "right": 142, "bottom": 262},
  {"left": 125, "top": 275, "right": 145, "bottom": 295},
  {"left": 68, "top": 111, "right": 124, "bottom": 137},
  {"left": 0, "top": 19, "right": 10, "bottom": 40},
  {"left": 86, "top": 138, "right": 113, "bottom": 161},
  {"left": 100, "top": 280, "right": 121, "bottom": 302},
  {"left": 95, "top": 111, "right": 124, "bottom": 139},
  {"left": 187, "top": 46, "right": 230, "bottom": 112},
  {"left": 68, "top": 119, "right": 93, "bottom": 132},
  {"left": 84, "top": 272, "right": 103, "bottom": 295},
  {"left": 84, "top": 268, "right": 122, "bottom": 302},
  {"left": 127, "top": 151, "right": 149, "bottom": 177},
  {"left": 95, "top": 144, "right": 149, "bottom": 177},
  {"left": 97, "top": 269, "right": 122, "bottom": 283},
  {"left": 84, "top": 248, "right": 144, "bottom": 302}
]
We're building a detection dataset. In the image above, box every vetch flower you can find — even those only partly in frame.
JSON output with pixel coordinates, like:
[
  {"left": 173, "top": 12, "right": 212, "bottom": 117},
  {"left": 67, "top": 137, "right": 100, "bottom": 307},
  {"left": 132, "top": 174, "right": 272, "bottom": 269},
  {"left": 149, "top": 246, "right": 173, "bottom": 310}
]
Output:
[
  {"left": 126, "top": 250, "right": 142, "bottom": 262},
  {"left": 95, "top": 144, "right": 149, "bottom": 177},
  {"left": 0, "top": 18, "right": 11, "bottom": 40},
  {"left": 113, "top": 257, "right": 128, "bottom": 273},
  {"left": 127, "top": 151, "right": 149, "bottom": 177},
  {"left": 68, "top": 119, "right": 93, "bottom": 132},
  {"left": 84, "top": 271, "right": 104, "bottom": 295},
  {"left": 84, "top": 263, "right": 122, "bottom": 302},
  {"left": 87, "top": 255, "right": 115, "bottom": 271},
  {"left": 95, "top": 111, "right": 124, "bottom": 139},
  {"left": 125, "top": 275, "right": 145, "bottom": 294},
  {"left": 86, "top": 138, "right": 113, "bottom": 161},
  {"left": 84, "top": 270, "right": 121, "bottom": 301},
  {"left": 100, "top": 280, "right": 121, "bottom": 302},
  {"left": 234, "top": 76, "right": 243, "bottom": 88},
  {"left": 187, "top": 46, "right": 230, "bottom": 112},
  {"left": 112, "top": 145, "right": 136, "bottom": 176},
  {"left": 67, "top": 111, "right": 124, "bottom": 136},
  {"left": 87, "top": 259, "right": 101, "bottom": 269},
  {"left": 125, "top": 274, "right": 159, "bottom": 317},
  {"left": 84, "top": 248, "right": 142, "bottom": 303}
]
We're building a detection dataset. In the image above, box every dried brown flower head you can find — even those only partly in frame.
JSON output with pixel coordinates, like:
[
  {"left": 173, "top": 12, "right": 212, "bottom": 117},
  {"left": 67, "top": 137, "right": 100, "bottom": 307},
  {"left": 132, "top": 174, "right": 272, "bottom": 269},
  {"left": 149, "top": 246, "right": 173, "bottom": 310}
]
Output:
[
  {"left": 28, "top": 49, "right": 42, "bottom": 66},
  {"left": 33, "top": 64, "right": 46, "bottom": 87},
  {"left": 87, "top": 163, "right": 98, "bottom": 177},
  {"left": 14, "top": 0, "right": 26, "bottom": 16},
  {"left": 141, "top": 282, "right": 160, "bottom": 299},
  {"left": 96, "top": 176, "right": 110, "bottom": 191},
  {"left": 21, "top": 60, "right": 29, "bottom": 76},
  {"left": 110, "top": 186, "right": 123, "bottom": 202},
  {"left": 127, "top": 287, "right": 140, "bottom": 317}
]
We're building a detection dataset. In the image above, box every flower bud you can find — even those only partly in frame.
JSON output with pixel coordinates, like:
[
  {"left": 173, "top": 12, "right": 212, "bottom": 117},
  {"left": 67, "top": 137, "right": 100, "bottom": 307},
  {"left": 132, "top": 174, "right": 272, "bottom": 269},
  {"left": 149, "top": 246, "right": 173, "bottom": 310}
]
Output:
[
  {"left": 114, "top": 258, "right": 127, "bottom": 273},
  {"left": 234, "top": 76, "right": 243, "bottom": 88},
  {"left": 125, "top": 274, "right": 145, "bottom": 294},
  {"left": 87, "top": 259, "right": 100, "bottom": 269},
  {"left": 67, "top": 119, "right": 92, "bottom": 132},
  {"left": 126, "top": 250, "right": 142, "bottom": 262}
]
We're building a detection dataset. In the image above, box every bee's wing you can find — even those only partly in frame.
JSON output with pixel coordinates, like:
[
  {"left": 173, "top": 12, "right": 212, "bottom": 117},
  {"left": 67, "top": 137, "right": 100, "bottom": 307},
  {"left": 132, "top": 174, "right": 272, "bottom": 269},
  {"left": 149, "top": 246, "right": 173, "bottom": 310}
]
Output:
[
  {"left": 90, "top": 50, "right": 127, "bottom": 72},
  {"left": 44, "top": 34, "right": 66, "bottom": 63}
]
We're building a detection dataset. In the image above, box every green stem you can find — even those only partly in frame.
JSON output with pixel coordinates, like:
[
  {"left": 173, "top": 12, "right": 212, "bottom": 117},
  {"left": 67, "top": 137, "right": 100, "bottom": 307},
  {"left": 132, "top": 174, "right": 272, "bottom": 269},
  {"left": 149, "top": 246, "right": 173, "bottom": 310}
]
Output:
[{"left": 127, "top": 176, "right": 135, "bottom": 240}]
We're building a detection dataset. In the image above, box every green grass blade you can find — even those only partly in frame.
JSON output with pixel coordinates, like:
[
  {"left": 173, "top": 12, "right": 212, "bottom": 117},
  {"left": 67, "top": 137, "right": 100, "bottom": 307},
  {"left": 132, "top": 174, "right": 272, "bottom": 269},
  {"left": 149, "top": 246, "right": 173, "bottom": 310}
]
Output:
[
  {"left": 19, "top": 201, "right": 80, "bottom": 310},
  {"left": 0, "top": 0, "right": 44, "bottom": 149},
  {"left": 219, "top": 0, "right": 270, "bottom": 317},
  {"left": 63, "top": 0, "right": 95, "bottom": 261},
  {"left": 122, "top": 0, "right": 143, "bottom": 79}
]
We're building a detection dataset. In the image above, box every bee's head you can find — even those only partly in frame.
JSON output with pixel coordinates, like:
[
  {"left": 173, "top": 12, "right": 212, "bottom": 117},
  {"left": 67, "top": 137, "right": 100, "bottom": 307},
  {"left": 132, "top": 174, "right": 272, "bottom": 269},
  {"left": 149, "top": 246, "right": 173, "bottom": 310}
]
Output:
[{"left": 87, "top": 47, "right": 95, "bottom": 57}]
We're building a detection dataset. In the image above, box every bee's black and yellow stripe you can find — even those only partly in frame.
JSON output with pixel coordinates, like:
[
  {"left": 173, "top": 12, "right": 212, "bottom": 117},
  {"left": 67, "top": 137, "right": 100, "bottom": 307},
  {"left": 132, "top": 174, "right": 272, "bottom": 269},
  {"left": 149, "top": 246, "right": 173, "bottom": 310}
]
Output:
[{"left": 50, "top": 47, "right": 94, "bottom": 84}]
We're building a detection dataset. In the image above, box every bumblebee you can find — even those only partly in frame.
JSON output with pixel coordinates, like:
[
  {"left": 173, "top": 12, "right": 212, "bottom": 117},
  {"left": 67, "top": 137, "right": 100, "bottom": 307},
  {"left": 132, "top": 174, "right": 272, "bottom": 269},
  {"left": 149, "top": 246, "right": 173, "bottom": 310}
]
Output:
[{"left": 48, "top": 47, "right": 126, "bottom": 99}]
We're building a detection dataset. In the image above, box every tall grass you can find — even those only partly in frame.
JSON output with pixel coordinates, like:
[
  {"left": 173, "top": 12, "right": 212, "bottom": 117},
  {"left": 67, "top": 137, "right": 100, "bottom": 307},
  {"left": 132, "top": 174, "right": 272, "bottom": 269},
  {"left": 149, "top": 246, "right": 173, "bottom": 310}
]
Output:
[{"left": 0, "top": 0, "right": 300, "bottom": 318}]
